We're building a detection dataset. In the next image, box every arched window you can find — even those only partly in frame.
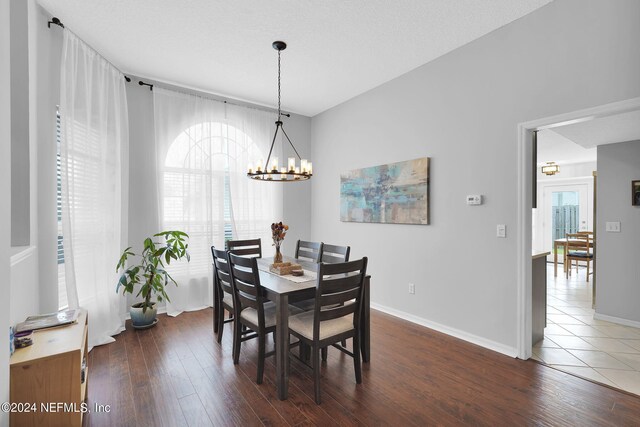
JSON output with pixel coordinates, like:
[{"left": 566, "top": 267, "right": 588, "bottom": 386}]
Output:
[{"left": 163, "top": 121, "right": 256, "bottom": 276}]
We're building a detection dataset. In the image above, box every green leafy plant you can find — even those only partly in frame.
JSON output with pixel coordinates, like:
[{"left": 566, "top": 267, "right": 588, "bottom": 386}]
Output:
[{"left": 116, "top": 231, "right": 190, "bottom": 312}]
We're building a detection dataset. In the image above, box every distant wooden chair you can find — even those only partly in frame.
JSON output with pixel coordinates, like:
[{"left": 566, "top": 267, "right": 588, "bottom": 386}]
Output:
[
  {"left": 227, "top": 252, "right": 302, "bottom": 384},
  {"left": 321, "top": 244, "right": 351, "bottom": 264},
  {"left": 295, "top": 240, "right": 323, "bottom": 263},
  {"left": 227, "top": 238, "right": 262, "bottom": 258},
  {"left": 288, "top": 258, "right": 368, "bottom": 404},
  {"left": 211, "top": 247, "right": 234, "bottom": 344},
  {"left": 565, "top": 233, "right": 594, "bottom": 281}
]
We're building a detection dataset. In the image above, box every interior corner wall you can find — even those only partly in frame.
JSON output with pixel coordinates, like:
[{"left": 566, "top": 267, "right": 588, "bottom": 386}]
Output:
[
  {"left": 1, "top": 0, "right": 13, "bottom": 420},
  {"left": 125, "top": 82, "right": 312, "bottom": 284},
  {"left": 595, "top": 140, "right": 640, "bottom": 324},
  {"left": 35, "top": 3, "right": 62, "bottom": 314},
  {"left": 280, "top": 114, "right": 312, "bottom": 257},
  {"left": 309, "top": 0, "right": 640, "bottom": 354}
]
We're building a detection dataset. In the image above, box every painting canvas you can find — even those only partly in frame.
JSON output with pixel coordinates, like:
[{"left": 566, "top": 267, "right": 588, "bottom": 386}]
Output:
[
  {"left": 340, "top": 157, "right": 429, "bottom": 225},
  {"left": 633, "top": 180, "right": 640, "bottom": 206}
]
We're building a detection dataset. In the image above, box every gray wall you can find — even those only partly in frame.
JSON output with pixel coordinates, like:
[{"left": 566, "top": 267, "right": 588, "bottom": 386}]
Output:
[
  {"left": 8, "top": 0, "right": 42, "bottom": 327},
  {"left": 596, "top": 140, "right": 640, "bottom": 323},
  {"left": 10, "top": 0, "right": 30, "bottom": 246},
  {"left": 1, "top": 0, "right": 13, "bottom": 420},
  {"left": 281, "top": 114, "right": 312, "bottom": 257},
  {"left": 310, "top": 0, "right": 640, "bottom": 353}
]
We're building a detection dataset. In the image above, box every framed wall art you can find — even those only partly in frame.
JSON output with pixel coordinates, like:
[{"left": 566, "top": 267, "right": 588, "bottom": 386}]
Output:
[{"left": 340, "top": 157, "right": 429, "bottom": 225}]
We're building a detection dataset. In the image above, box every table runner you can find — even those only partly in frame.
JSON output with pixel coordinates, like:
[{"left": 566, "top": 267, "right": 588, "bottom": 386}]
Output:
[{"left": 257, "top": 263, "right": 317, "bottom": 283}]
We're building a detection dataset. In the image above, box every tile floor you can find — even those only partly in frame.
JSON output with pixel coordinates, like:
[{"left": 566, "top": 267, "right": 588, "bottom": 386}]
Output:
[{"left": 532, "top": 262, "right": 640, "bottom": 396}]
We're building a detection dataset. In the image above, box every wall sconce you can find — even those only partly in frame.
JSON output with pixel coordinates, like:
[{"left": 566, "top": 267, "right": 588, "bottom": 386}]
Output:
[{"left": 541, "top": 162, "right": 560, "bottom": 176}]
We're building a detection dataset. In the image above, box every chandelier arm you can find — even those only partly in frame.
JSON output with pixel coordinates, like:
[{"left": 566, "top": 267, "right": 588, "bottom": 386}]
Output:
[
  {"left": 280, "top": 125, "right": 302, "bottom": 160},
  {"left": 264, "top": 124, "right": 281, "bottom": 172}
]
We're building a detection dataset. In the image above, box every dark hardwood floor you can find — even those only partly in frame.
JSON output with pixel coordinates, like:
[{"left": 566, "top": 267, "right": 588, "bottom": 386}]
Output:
[{"left": 84, "top": 309, "right": 640, "bottom": 426}]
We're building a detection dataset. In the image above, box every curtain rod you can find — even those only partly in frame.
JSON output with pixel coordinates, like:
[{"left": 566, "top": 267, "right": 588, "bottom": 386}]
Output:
[
  {"left": 133, "top": 77, "right": 291, "bottom": 117},
  {"left": 47, "top": 17, "right": 64, "bottom": 28},
  {"left": 47, "top": 16, "right": 291, "bottom": 117}
]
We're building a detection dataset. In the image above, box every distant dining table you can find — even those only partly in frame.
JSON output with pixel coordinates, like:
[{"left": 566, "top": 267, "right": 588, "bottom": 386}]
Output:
[
  {"left": 553, "top": 236, "right": 594, "bottom": 276},
  {"left": 255, "top": 256, "right": 371, "bottom": 400}
]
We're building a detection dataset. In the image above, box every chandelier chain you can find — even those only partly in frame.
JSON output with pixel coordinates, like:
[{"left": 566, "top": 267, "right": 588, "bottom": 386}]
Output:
[{"left": 277, "top": 49, "right": 281, "bottom": 120}]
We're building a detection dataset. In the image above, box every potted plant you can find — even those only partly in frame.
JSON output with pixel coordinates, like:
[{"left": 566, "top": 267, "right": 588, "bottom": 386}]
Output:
[{"left": 116, "top": 231, "right": 190, "bottom": 329}]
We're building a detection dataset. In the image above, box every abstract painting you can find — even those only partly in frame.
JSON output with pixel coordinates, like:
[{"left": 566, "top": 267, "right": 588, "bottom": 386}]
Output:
[{"left": 340, "top": 157, "right": 429, "bottom": 225}]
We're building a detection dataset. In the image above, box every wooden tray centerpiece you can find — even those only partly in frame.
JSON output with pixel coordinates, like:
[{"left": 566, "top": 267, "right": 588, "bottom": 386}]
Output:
[{"left": 269, "top": 262, "right": 303, "bottom": 276}]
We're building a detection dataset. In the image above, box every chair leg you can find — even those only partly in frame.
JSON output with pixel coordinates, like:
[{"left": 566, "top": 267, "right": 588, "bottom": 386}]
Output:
[
  {"left": 313, "top": 346, "right": 321, "bottom": 404},
  {"left": 353, "top": 334, "right": 362, "bottom": 384},
  {"left": 213, "top": 300, "right": 219, "bottom": 333},
  {"left": 586, "top": 260, "right": 590, "bottom": 282},
  {"left": 217, "top": 307, "right": 225, "bottom": 344},
  {"left": 257, "top": 333, "right": 266, "bottom": 384},
  {"left": 233, "top": 320, "right": 241, "bottom": 365},
  {"left": 321, "top": 346, "right": 328, "bottom": 361},
  {"left": 341, "top": 339, "right": 347, "bottom": 347}
]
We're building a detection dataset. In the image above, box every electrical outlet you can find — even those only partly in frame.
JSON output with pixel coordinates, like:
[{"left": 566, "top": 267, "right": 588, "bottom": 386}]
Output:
[{"left": 408, "top": 283, "right": 415, "bottom": 294}]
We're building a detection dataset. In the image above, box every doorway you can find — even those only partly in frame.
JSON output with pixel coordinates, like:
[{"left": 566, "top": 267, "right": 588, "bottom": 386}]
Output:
[{"left": 517, "top": 97, "right": 640, "bottom": 396}]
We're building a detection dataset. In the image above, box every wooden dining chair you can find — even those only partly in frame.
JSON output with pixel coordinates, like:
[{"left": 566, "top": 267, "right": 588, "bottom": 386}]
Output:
[
  {"left": 295, "top": 240, "right": 323, "bottom": 263},
  {"left": 321, "top": 244, "right": 351, "bottom": 264},
  {"left": 565, "top": 233, "right": 594, "bottom": 281},
  {"left": 227, "top": 252, "right": 302, "bottom": 384},
  {"left": 227, "top": 238, "right": 262, "bottom": 258},
  {"left": 211, "top": 247, "right": 234, "bottom": 344},
  {"left": 288, "top": 257, "right": 368, "bottom": 404}
]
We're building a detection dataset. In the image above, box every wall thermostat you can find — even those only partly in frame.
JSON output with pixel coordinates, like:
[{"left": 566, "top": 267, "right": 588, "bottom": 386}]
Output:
[{"left": 466, "top": 195, "right": 482, "bottom": 205}]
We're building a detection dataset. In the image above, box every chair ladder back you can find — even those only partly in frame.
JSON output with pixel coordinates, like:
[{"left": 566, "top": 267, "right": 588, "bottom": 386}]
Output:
[
  {"left": 566, "top": 233, "right": 590, "bottom": 252},
  {"left": 321, "top": 243, "right": 351, "bottom": 264},
  {"left": 227, "top": 238, "right": 262, "bottom": 258},
  {"left": 314, "top": 257, "right": 368, "bottom": 337},
  {"left": 296, "top": 240, "right": 323, "bottom": 263},
  {"left": 213, "top": 256, "right": 233, "bottom": 295},
  {"left": 228, "top": 253, "right": 263, "bottom": 319}
]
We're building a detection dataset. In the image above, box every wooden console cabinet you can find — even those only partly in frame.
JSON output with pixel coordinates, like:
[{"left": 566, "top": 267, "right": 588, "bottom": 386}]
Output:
[{"left": 10, "top": 309, "right": 89, "bottom": 427}]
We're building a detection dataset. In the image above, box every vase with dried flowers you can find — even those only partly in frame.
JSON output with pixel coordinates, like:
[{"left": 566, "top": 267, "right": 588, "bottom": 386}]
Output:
[{"left": 271, "top": 221, "right": 288, "bottom": 263}]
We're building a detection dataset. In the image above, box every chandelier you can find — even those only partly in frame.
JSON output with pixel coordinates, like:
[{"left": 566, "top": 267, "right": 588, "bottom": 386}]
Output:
[{"left": 247, "top": 41, "right": 312, "bottom": 182}]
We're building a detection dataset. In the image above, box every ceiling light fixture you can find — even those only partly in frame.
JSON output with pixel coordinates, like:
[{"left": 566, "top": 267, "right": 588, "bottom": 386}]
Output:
[
  {"left": 247, "top": 41, "right": 312, "bottom": 182},
  {"left": 541, "top": 162, "right": 560, "bottom": 176}
]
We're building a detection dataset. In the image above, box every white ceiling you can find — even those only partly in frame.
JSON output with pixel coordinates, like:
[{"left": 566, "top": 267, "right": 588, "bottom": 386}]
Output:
[
  {"left": 537, "top": 110, "right": 640, "bottom": 165},
  {"left": 37, "top": 0, "right": 552, "bottom": 116},
  {"left": 550, "top": 110, "right": 640, "bottom": 149},
  {"left": 537, "top": 129, "right": 597, "bottom": 165}
]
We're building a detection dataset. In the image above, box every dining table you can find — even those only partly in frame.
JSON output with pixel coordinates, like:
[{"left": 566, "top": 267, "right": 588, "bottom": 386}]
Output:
[
  {"left": 553, "top": 236, "right": 594, "bottom": 276},
  {"left": 255, "top": 255, "right": 371, "bottom": 400}
]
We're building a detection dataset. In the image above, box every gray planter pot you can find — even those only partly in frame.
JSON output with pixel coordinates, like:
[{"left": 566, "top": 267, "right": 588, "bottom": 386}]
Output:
[{"left": 130, "top": 302, "right": 157, "bottom": 329}]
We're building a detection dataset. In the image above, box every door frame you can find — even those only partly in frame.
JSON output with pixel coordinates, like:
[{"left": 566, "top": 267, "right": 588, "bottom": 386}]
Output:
[{"left": 516, "top": 97, "right": 640, "bottom": 360}]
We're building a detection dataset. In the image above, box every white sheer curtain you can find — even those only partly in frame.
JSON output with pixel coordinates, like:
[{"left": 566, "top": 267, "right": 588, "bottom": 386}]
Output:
[
  {"left": 59, "top": 29, "right": 129, "bottom": 348},
  {"left": 153, "top": 88, "right": 282, "bottom": 316}
]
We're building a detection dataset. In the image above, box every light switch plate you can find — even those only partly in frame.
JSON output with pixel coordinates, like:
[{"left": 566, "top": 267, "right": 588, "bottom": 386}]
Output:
[
  {"left": 497, "top": 224, "right": 506, "bottom": 238},
  {"left": 606, "top": 221, "right": 621, "bottom": 232}
]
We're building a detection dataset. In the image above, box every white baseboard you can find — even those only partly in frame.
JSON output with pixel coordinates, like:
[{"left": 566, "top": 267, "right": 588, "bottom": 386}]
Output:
[
  {"left": 371, "top": 303, "right": 518, "bottom": 358},
  {"left": 594, "top": 312, "right": 640, "bottom": 329}
]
